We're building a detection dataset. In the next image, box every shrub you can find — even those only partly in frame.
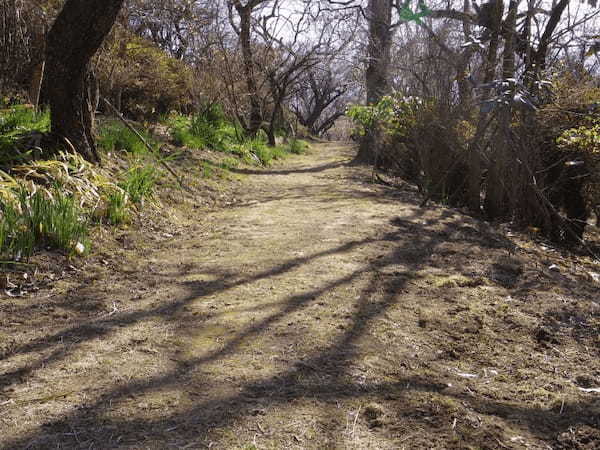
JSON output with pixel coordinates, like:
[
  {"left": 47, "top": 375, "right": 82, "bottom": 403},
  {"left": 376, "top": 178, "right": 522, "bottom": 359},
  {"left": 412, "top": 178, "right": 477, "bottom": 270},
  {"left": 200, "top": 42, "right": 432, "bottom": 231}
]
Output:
[{"left": 97, "top": 33, "right": 196, "bottom": 119}]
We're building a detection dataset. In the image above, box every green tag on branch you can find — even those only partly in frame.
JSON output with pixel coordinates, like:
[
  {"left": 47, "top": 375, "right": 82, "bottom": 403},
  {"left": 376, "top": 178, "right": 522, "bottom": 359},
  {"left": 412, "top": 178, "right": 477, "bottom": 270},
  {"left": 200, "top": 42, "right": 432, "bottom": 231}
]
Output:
[{"left": 399, "top": 1, "right": 432, "bottom": 24}]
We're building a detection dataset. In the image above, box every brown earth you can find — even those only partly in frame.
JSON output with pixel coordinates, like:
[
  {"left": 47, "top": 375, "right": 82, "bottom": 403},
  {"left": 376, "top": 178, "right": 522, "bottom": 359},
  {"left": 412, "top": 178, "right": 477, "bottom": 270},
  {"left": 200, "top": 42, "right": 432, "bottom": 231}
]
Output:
[{"left": 1, "top": 143, "right": 600, "bottom": 449}]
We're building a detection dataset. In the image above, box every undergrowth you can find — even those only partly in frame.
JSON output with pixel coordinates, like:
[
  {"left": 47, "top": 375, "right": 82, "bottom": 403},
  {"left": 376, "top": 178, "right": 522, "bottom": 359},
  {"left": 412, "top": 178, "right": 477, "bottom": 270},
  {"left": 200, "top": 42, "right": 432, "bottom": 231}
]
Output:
[
  {"left": 0, "top": 186, "right": 89, "bottom": 260},
  {"left": 0, "top": 103, "right": 308, "bottom": 263},
  {"left": 0, "top": 105, "right": 51, "bottom": 167},
  {"left": 97, "top": 120, "right": 157, "bottom": 155},
  {"left": 164, "top": 109, "right": 308, "bottom": 166},
  {"left": 0, "top": 105, "right": 49, "bottom": 136},
  {"left": 119, "top": 166, "right": 158, "bottom": 204}
]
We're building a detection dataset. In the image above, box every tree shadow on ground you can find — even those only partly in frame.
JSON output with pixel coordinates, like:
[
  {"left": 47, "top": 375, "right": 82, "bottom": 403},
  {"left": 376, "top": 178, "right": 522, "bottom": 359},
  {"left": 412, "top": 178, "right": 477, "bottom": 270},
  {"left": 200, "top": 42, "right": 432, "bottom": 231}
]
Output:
[
  {"left": 230, "top": 160, "right": 350, "bottom": 176},
  {"left": 3, "top": 212, "right": 599, "bottom": 449}
]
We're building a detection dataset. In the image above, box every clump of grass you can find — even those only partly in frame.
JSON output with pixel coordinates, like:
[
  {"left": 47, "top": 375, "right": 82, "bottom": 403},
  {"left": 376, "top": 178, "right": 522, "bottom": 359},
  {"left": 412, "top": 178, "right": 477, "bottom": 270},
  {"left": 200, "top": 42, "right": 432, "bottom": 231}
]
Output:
[
  {"left": 201, "top": 161, "right": 214, "bottom": 179},
  {"left": 0, "top": 186, "right": 89, "bottom": 260},
  {"left": 97, "top": 120, "right": 156, "bottom": 155},
  {"left": 119, "top": 166, "right": 157, "bottom": 204},
  {"left": 286, "top": 138, "right": 308, "bottom": 154},
  {"left": 171, "top": 126, "right": 206, "bottom": 149},
  {"left": 105, "top": 190, "right": 129, "bottom": 225},
  {"left": 219, "top": 157, "right": 239, "bottom": 170},
  {"left": 167, "top": 107, "right": 241, "bottom": 152}
]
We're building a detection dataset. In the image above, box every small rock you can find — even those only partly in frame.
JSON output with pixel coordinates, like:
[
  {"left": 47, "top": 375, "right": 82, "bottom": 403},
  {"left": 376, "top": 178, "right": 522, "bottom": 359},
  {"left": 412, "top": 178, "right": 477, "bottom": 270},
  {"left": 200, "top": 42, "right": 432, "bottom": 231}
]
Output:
[
  {"left": 74, "top": 242, "right": 86, "bottom": 255},
  {"left": 548, "top": 264, "right": 560, "bottom": 272}
]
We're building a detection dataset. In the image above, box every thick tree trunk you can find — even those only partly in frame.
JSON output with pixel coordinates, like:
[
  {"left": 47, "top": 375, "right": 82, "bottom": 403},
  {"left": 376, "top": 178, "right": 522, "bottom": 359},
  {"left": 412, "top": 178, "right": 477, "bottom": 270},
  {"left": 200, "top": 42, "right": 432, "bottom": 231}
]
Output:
[
  {"left": 45, "top": 0, "right": 124, "bottom": 163},
  {"left": 238, "top": 7, "right": 262, "bottom": 137},
  {"left": 355, "top": 0, "right": 392, "bottom": 164}
]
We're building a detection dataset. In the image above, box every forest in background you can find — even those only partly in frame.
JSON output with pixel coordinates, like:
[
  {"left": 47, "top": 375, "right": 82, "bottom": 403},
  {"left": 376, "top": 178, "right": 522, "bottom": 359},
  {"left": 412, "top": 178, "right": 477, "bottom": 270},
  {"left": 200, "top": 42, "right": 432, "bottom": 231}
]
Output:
[{"left": 1, "top": 0, "right": 600, "bottom": 261}]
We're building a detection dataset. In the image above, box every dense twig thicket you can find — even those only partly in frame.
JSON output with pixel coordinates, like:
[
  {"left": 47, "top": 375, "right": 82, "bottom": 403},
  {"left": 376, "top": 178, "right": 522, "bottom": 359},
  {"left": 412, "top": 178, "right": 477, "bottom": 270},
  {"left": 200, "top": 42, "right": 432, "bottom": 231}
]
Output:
[{"left": 346, "top": 0, "right": 600, "bottom": 245}]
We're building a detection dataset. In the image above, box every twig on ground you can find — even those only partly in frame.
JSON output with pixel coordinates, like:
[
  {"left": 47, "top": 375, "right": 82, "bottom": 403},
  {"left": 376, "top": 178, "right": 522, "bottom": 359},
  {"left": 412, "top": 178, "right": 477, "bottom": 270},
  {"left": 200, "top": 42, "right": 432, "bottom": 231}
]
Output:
[{"left": 351, "top": 404, "right": 362, "bottom": 438}]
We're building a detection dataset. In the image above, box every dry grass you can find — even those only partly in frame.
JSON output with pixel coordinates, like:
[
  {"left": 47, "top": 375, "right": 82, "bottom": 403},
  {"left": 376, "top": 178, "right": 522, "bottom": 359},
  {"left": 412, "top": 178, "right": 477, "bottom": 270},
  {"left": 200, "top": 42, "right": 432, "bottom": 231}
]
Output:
[{"left": 1, "top": 144, "right": 600, "bottom": 449}]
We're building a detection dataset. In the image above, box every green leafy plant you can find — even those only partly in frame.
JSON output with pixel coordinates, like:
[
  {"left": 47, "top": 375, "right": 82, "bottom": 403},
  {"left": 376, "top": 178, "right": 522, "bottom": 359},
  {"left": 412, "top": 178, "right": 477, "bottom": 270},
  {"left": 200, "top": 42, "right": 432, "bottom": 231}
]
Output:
[
  {"left": 347, "top": 94, "right": 422, "bottom": 139},
  {"left": 105, "top": 190, "right": 130, "bottom": 225},
  {"left": 0, "top": 105, "right": 50, "bottom": 136},
  {"left": 0, "top": 186, "right": 89, "bottom": 260},
  {"left": 97, "top": 120, "right": 156, "bottom": 155},
  {"left": 119, "top": 166, "right": 157, "bottom": 204},
  {"left": 286, "top": 138, "right": 308, "bottom": 154},
  {"left": 557, "top": 119, "right": 600, "bottom": 155}
]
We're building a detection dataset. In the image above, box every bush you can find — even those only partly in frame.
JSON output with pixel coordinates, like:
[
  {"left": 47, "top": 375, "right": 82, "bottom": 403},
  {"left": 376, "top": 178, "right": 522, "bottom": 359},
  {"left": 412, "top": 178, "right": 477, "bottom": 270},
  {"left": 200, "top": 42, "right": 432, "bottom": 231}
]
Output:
[
  {"left": 536, "top": 71, "right": 600, "bottom": 238},
  {"left": 97, "top": 32, "right": 196, "bottom": 119},
  {"left": 167, "top": 106, "right": 238, "bottom": 151}
]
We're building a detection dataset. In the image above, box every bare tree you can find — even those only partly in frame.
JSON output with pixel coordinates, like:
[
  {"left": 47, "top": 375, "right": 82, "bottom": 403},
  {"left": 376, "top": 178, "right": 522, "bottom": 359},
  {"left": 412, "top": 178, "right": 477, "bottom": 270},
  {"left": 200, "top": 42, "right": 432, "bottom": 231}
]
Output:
[{"left": 292, "top": 67, "right": 351, "bottom": 136}]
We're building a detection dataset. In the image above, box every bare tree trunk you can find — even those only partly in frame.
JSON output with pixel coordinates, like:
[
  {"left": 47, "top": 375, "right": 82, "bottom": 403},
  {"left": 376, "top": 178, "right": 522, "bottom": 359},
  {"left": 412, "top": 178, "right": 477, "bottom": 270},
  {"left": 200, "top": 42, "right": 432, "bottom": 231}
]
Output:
[
  {"left": 466, "top": 0, "right": 503, "bottom": 214},
  {"left": 237, "top": 6, "right": 262, "bottom": 137},
  {"left": 355, "top": 0, "right": 392, "bottom": 164},
  {"left": 485, "top": 0, "right": 518, "bottom": 219},
  {"left": 45, "top": 0, "right": 124, "bottom": 163}
]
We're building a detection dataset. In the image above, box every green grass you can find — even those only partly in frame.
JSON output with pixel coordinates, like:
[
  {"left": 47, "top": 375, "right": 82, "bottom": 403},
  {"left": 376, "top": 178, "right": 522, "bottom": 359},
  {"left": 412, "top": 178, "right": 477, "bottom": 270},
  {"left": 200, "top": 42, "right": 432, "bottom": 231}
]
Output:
[
  {"left": 167, "top": 111, "right": 240, "bottom": 152},
  {"left": 0, "top": 105, "right": 51, "bottom": 168},
  {"left": 119, "top": 166, "right": 158, "bottom": 204},
  {"left": 201, "top": 161, "right": 214, "bottom": 178},
  {"left": 165, "top": 108, "right": 311, "bottom": 169},
  {"left": 97, "top": 120, "right": 156, "bottom": 155},
  {"left": 0, "top": 186, "right": 89, "bottom": 260},
  {"left": 105, "top": 190, "right": 130, "bottom": 225},
  {"left": 219, "top": 157, "right": 239, "bottom": 170},
  {"left": 0, "top": 105, "right": 49, "bottom": 136},
  {"left": 286, "top": 138, "right": 308, "bottom": 155}
]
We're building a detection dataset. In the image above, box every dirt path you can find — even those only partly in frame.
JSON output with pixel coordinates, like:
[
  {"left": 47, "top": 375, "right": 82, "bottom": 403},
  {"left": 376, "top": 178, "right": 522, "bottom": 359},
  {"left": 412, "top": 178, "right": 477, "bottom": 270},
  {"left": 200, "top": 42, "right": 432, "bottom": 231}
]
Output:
[{"left": 2, "top": 143, "right": 600, "bottom": 449}]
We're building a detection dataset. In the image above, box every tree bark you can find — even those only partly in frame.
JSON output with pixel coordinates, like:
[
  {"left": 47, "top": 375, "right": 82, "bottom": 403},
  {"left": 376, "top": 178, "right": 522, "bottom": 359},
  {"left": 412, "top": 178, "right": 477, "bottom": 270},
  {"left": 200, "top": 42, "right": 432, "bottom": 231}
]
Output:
[
  {"left": 484, "top": 0, "right": 518, "bottom": 219},
  {"left": 355, "top": 0, "right": 392, "bottom": 164},
  {"left": 45, "top": 0, "right": 124, "bottom": 163},
  {"left": 236, "top": 4, "right": 263, "bottom": 137}
]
